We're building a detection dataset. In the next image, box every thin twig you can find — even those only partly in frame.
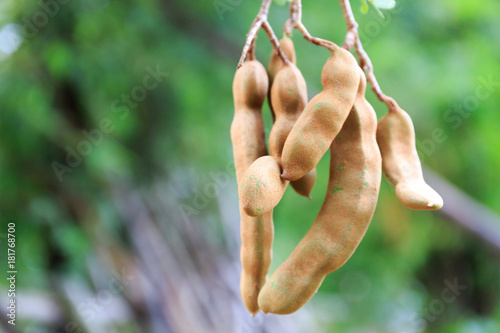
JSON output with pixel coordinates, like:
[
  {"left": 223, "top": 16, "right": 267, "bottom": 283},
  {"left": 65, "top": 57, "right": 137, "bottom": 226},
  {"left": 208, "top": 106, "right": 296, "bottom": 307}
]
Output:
[
  {"left": 339, "top": 0, "right": 397, "bottom": 112},
  {"left": 292, "top": 0, "right": 339, "bottom": 51},
  {"left": 237, "top": 0, "right": 290, "bottom": 68},
  {"left": 283, "top": 1, "right": 297, "bottom": 36},
  {"left": 248, "top": 37, "right": 256, "bottom": 61}
]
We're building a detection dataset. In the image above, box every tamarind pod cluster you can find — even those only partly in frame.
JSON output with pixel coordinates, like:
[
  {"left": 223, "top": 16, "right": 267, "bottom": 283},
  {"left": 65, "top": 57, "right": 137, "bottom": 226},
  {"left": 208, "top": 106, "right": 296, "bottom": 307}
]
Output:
[
  {"left": 258, "top": 70, "right": 382, "bottom": 314},
  {"left": 240, "top": 156, "right": 288, "bottom": 217},
  {"left": 230, "top": 60, "right": 273, "bottom": 315},
  {"left": 376, "top": 106, "right": 443, "bottom": 210},
  {"left": 281, "top": 47, "right": 360, "bottom": 182},
  {"left": 268, "top": 39, "right": 317, "bottom": 198}
]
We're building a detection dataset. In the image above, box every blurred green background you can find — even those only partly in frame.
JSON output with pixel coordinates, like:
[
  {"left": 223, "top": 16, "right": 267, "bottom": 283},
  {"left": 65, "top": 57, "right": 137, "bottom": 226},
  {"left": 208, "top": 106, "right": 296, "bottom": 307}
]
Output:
[{"left": 1, "top": 0, "right": 500, "bottom": 332}]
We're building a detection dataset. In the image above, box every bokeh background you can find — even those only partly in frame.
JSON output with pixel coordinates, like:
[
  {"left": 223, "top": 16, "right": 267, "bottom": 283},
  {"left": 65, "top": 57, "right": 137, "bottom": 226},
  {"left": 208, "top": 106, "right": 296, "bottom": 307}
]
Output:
[{"left": 1, "top": 0, "right": 500, "bottom": 332}]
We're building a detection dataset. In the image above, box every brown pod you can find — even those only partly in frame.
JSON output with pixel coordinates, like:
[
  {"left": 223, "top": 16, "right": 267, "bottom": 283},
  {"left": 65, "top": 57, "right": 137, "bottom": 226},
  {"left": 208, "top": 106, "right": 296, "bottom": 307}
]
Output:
[
  {"left": 376, "top": 105, "right": 443, "bottom": 210},
  {"left": 231, "top": 60, "right": 273, "bottom": 315},
  {"left": 267, "top": 37, "right": 296, "bottom": 122},
  {"left": 239, "top": 209, "right": 273, "bottom": 315},
  {"left": 281, "top": 47, "right": 360, "bottom": 181},
  {"left": 290, "top": 168, "right": 317, "bottom": 199},
  {"left": 269, "top": 63, "right": 307, "bottom": 158},
  {"left": 258, "top": 70, "right": 382, "bottom": 314},
  {"left": 269, "top": 61, "right": 317, "bottom": 198},
  {"left": 240, "top": 156, "right": 289, "bottom": 217},
  {"left": 267, "top": 37, "right": 296, "bottom": 85}
]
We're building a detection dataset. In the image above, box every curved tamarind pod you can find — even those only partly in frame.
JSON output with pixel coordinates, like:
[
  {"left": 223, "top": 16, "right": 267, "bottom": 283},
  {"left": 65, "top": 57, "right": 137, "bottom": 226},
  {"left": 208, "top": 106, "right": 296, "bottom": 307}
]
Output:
[
  {"left": 258, "top": 70, "right": 381, "bottom": 314},
  {"left": 269, "top": 62, "right": 317, "bottom": 198},
  {"left": 376, "top": 105, "right": 443, "bottom": 210},
  {"left": 231, "top": 60, "right": 273, "bottom": 315},
  {"left": 281, "top": 47, "right": 360, "bottom": 181},
  {"left": 240, "top": 156, "right": 289, "bottom": 217}
]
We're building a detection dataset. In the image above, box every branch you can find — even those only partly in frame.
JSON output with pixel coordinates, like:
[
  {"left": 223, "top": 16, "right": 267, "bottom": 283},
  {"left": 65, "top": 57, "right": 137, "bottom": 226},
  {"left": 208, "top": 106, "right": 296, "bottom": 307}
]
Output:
[
  {"left": 339, "top": 0, "right": 397, "bottom": 112},
  {"left": 237, "top": 0, "right": 290, "bottom": 68}
]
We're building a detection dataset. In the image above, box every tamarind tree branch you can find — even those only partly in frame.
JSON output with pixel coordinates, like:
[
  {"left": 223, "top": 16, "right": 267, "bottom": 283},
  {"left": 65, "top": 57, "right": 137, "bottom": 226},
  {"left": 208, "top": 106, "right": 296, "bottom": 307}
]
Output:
[
  {"left": 237, "top": 0, "right": 290, "bottom": 68},
  {"left": 339, "top": 0, "right": 397, "bottom": 112}
]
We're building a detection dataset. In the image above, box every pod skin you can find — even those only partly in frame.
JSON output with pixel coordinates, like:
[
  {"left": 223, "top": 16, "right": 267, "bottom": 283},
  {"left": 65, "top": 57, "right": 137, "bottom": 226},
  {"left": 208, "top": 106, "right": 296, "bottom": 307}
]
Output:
[
  {"left": 281, "top": 47, "right": 360, "bottom": 181},
  {"left": 231, "top": 60, "right": 273, "bottom": 315},
  {"left": 376, "top": 105, "right": 443, "bottom": 210},
  {"left": 258, "top": 70, "right": 381, "bottom": 314}
]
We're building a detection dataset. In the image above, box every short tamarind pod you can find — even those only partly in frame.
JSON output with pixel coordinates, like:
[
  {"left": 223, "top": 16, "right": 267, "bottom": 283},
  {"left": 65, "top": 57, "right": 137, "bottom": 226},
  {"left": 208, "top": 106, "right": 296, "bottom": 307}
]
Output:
[
  {"left": 240, "top": 156, "right": 289, "bottom": 217},
  {"left": 280, "top": 47, "right": 360, "bottom": 181},
  {"left": 290, "top": 168, "right": 317, "bottom": 199},
  {"left": 269, "top": 63, "right": 308, "bottom": 158},
  {"left": 258, "top": 70, "right": 381, "bottom": 314},
  {"left": 267, "top": 37, "right": 296, "bottom": 85},
  {"left": 269, "top": 54, "right": 317, "bottom": 198},
  {"left": 231, "top": 60, "right": 273, "bottom": 315},
  {"left": 267, "top": 37, "right": 296, "bottom": 121},
  {"left": 376, "top": 105, "right": 443, "bottom": 210}
]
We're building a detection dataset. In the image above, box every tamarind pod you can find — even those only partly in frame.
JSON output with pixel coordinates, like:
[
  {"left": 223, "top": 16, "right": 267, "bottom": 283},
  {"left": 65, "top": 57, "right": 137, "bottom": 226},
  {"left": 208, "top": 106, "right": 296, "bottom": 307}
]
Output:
[
  {"left": 269, "top": 63, "right": 307, "bottom": 157},
  {"left": 376, "top": 106, "right": 443, "bottom": 210},
  {"left": 290, "top": 168, "right": 317, "bottom": 199},
  {"left": 231, "top": 60, "right": 273, "bottom": 315},
  {"left": 258, "top": 70, "right": 382, "bottom": 314},
  {"left": 267, "top": 37, "right": 297, "bottom": 121},
  {"left": 267, "top": 37, "right": 296, "bottom": 86},
  {"left": 281, "top": 47, "right": 360, "bottom": 181},
  {"left": 269, "top": 62, "right": 316, "bottom": 198},
  {"left": 240, "top": 156, "right": 289, "bottom": 217},
  {"left": 239, "top": 209, "right": 273, "bottom": 315},
  {"left": 231, "top": 60, "right": 269, "bottom": 182}
]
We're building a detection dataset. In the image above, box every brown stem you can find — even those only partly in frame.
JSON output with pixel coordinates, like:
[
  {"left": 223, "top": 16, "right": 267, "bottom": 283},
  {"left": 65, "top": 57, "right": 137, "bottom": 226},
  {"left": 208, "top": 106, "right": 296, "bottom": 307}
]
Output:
[
  {"left": 283, "top": 1, "right": 298, "bottom": 36},
  {"left": 261, "top": 21, "right": 291, "bottom": 65},
  {"left": 237, "top": 0, "right": 289, "bottom": 68},
  {"left": 248, "top": 37, "right": 256, "bottom": 61},
  {"left": 339, "top": 0, "right": 397, "bottom": 112}
]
